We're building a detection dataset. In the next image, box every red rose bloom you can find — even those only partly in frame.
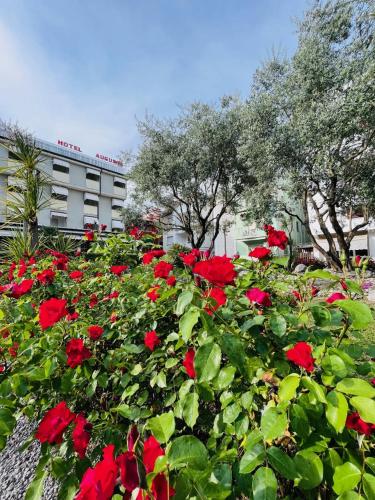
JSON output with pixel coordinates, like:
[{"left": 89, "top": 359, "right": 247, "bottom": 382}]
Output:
[
  {"left": 39, "top": 298, "right": 68, "bottom": 330},
  {"left": 246, "top": 287, "right": 272, "bottom": 307},
  {"left": 117, "top": 451, "right": 139, "bottom": 493},
  {"left": 144, "top": 330, "right": 160, "bottom": 351},
  {"left": 142, "top": 250, "right": 166, "bottom": 265},
  {"left": 110, "top": 265, "right": 129, "bottom": 276},
  {"left": 89, "top": 293, "right": 98, "bottom": 308},
  {"left": 87, "top": 325, "right": 104, "bottom": 340},
  {"left": 311, "top": 286, "right": 319, "bottom": 297},
  {"left": 264, "top": 224, "right": 288, "bottom": 250},
  {"left": 326, "top": 292, "right": 346, "bottom": 304},
  {"left": 151, "top": 473, "right": 176, "bottom": 500},
  {"left": 73, "top": 414, "right": 92, "bottom": 459},
  {"left": 11, "top": 279, "right": 34, "bottom": 298},
  {"left": 204, "top": 287, "right": 227, "bottom": 315},
  {"left": 100, "top": 224, "right": 107, "bottom": 231},
  {"left": 66, "top": 338, "right": 92, "bottom": 368},
  {"left": 183, "top": 348, "right": 196, "bottom": 378},
  {"left": 147, "top": 286, "right": 160, "bottom": 302},
  {"left": 35, "top": 401, "right": 75, "bottom": 444},
  {"left": 67, "top": 311, "right": 79, "bottom": 321},
  {"left": 166, "top": 275, "right": 176, "bottom": 287},
  {"left": 69, "top": 270, "right": 84, "bottom": 281},
  {"left": 193, "top": 256, "right": 236, "bottom": 288},
  {"left": 340, "top": 279, "right": 348, "bottom": 291},
  {"left": 180, "top": 252, "right": 198, "bottom": 266},
  {"left": 249, "top": 246, "right": 272, "bottom": 259},
  {"left": 286, "top": 342, "right": 315, "bottom": 372},
  {"left": 292, "top": 290, "right": 302, "bottom": 301},
  {"left": 84, "top": 230, "right": 95, "bottom": 241},
  {"left": 36, "top": 269, "right": 55, "bottom": 285},
  {"left": 355, "top": 255, "right": 362, "bottom": 267},
  {"left": 17, "top": 260, "right": 27, "bottom": 278},
  {"left": 154, "top": 261, "right": 173, "bottom": 279},
  {"left": 0, "top": 284, "right": 12, "bottom": 294},
  {"left": 143, "top": 436, "right": 165, "bottom": 474},
  {"left": 76, "top": 444, "right": 118, "bottom": 500},
  {"left": 346, "top": 412, "right": 375, "bottom": 436},
  {"left": 103, "top": 291, "right": 119, "bottom": 301},
  {"left": 9, "top": 342, "right": 19, "bottom": 358},
  {"left": 130, "top": 226, "right": 144, "bottom": 239}
]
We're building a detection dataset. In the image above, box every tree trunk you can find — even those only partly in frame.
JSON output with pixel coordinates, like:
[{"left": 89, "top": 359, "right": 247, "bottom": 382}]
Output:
[{"left": 30, "top": 219, "right": 38, "bottom": 250}]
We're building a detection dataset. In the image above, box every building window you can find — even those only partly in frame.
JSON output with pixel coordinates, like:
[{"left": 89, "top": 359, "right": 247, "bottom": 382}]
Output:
[
  {"left": 112, "top": 198, "right": 123, "bottom": 219},
  {"left": 84, "top": 215, "right": 99, "bottom": 229},
  {"left": 51, "top": 186, "right": 68, "bottom": 212},
  {"left": 51, "top": 211, "right": 67, "bottom": 228},
  {"left": 84, "top": 193, "right": 99, "bottom": 216},
  {"left": 86, "top": 168, "right": 100, "bottom": 191},
  {"left": 112, "top": 219, "right": 124, "bottom": 232},
  {"left": 53, "top": 161, "right": 70, "bottom": 183},
  {"left": 113, "top": 176, "right": 126, "bottom": 197}
]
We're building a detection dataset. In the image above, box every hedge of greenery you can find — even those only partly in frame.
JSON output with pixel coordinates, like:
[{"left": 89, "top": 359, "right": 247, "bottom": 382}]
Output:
[{"left": 0, "top": 228, "right": 374, "bottom": 500}]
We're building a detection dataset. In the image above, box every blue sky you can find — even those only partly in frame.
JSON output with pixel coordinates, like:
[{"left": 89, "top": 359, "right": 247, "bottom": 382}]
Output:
[{"left": 0, "top": 0, "right": 311, "bottom": 158}]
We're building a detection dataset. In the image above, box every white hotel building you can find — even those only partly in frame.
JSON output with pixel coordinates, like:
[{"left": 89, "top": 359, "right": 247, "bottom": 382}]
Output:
[{"left": 0, "top": 130, "right": 127, "bottom": 235}]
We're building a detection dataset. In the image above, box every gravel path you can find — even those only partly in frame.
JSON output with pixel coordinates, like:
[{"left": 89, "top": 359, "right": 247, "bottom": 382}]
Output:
[{"left": 0, "top": 417, "right": 58, "bottom": 500}]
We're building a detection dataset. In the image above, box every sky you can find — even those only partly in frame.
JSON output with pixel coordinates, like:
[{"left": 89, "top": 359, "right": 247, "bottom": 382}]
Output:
[{"left": 0, "top": 0, "right": 311, "bottom": 159}]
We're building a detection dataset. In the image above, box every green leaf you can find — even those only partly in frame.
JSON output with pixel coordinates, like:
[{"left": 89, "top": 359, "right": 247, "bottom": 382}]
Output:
[
  {"left": 252, "top": 467, "right": 277, "bottom": 500},
  {"left": 322, "top": 355, "right": 348, "bottom": 379},
  {"left": 363, "top": 473, "right": 375, "bottom": 499},
  {"left": 326, "top": 391, "right": 348, "bottom": 433},
  {"left": 310, "top": 305, "right": 332, "bottom": 327},
  {"left": 261, "top": 407, "right": 288, "bottom": 441},
  {"left": 323, "top": 448, "right": 342, "bottom": 483},
  {"left": 350, "top": 396, "right": 375, "bottom": 424},
  {"left": 239, "top": 442, "right": 265, "bottom": 474},
  {"left": 278, "top": 374, "right": 300, "bottom": 402},
  {"left": 57, "top": 475, "right": 79, "bottom": 500},
  {"left": 182, "top": 392, "right": 199, "bottom": 428},
  {"left": 303, "top": 269, "right": 340, "bottom": 281},
  {"left": 336, "top": 378, "right": 375, "bottom": 399},
  {"left": 168, "top": 435, "right": 208, "bottom": 470},
  {"left": 336, "top": 493, "right": 364, "bottom": 500},
  {"left": 179, "top": 307, "right": 200, "bottom": 342},
  {"left": 336, "top": 300, "right": 373, "bottom": 329},
  {"left": 223, "top": 402, "right": 241, "bottom": 424},
  {"left": 266, "top": 446, "right": 299, "bottom": 480},
  {"left": 269, "top": 314, "right": 287, "bottom": 337},
  {"left": 333, "top": 462, "right": 362, "bottom": 495},
  {"left": 0, "top": 408, "right": 16, "bottom": 436},
  {"left": 366, "top": 457, "right": 375, "bottom": 474},
  {"left": 294, "top": 451, "right": 323, "bottom": 490},
  {"left": 214, "top": 366, "right": 236, "bottom": 390},
  {"left": 25, "top": 469, "right": 47, "bottom": 500},
  {"left": 175, "top": 290, "right": 193, "bottom": 316},
  {"left": 147, "top": 411, "right": 175, "bottom": 443},
  {"left": 220, "top": 333, "right": 248, "bottom": 377},
  {"left": 302, "top": 376, "right": 327, "bottom": 404},
  {"left": 156, "top": 372, "right": 167, "bottom": 388},
  {"left": 195, "top": 343, "right": 221, "bottom": 383}
]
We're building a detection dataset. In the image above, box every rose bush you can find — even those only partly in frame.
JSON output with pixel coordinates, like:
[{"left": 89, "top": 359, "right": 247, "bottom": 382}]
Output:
[{"left": 0, "top": 228, "right": 374, "bottom": 499}]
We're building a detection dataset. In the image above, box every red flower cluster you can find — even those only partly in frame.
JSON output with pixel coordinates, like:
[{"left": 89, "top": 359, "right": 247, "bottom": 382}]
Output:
[
  {"left": 36, "top": 268, "right": 55, "bottom": 285},
  {"left": 89, "top": 293, "right": 98, "bottom": 308},
  {"left": 193, "top": 256, "right": 236, "bottom": 288},
  {"left": 166, "top": 275, "right": 176, "bottom": 287},
  {"left": 346, "top": 412, "right": 375, "bottom": 436},
  {"left": 35, "top": 401, "right": 75, "bottom": 444},
  {"left": 84, "top": 230, "right": 95, "bottom": 241},
  {"left": 249, "top": 246, "right": 271, "bottom": 259},
  {"left": 142, "top": 249, "right": 166, "bottom": 265},
  {"left": 39, "top": 298, "right": 68, "bottom": 330},
  {"left": 147, "top": 285, "right": 160, "bottom": 302},
  {"left": 326, "top": 292, "right": 346, "bottom": 304},
  {"left": 10, "top": 279, "right": 34, "bottom": 298},
  {"left": 183, "top": 349, "right": 196, "bottom": 378},
  {"left": 179, "top": 249, "right": 201, "bottom": 266},
  {"left": 66, "top": 338, "right": 92, "bottom": 368},
  {"left": 264, "top": 224, "right": 288, "bottom": 250},
  {"left": 144, "top": 330, "right": 160, "bottom": 351},
  {"left": 87, "top": 325, "right": 104, "bottom": 340},
  {"left": 110, "top": 265, "right": 129, "bottom": 276},
  {"left": 286, "top": 342, "right": 315, "bottom": 372},
  {"left": 73, "top": 414, "right": 93, "bottom": 459},
  {"left": 154, "top": 261, "right": 173, "bottom": 279},
  {"left": 77, "top": 444, "right": 118, "bottom": 500},
  {"left": 246, "top": 288, "right": 272, "bottom": 307},
  {"left": 204, "top": 287, "right": 227, "bottom": 315},
  {"left": 69, "top": 270, "right": 84, "bottom": 281},
  {"left": 129, "top": 226, "right": 144, "bottom": 239}
]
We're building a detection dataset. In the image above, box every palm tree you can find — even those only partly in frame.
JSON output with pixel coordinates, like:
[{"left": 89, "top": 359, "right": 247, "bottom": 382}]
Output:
[{"left": 1, "top": 125, "right": 49, "bottom": 249}]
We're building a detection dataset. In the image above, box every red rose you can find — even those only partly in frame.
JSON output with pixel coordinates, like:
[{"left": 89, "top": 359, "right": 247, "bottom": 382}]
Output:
[
  {"left": 130, "top": 226, "right": 144, "bottom": 239},
  {"left": 286, "top": 342, "right": 315, "bottom": 372},
  {"left": 9, "top": 342, "right": 19, "bottom": 358},
  {"left": 0, "top": 284, "right": 12, "bottom": 294},
  {"left": 76, "top": 445, "right": 118, "bottom": 500},
  {"left": 87, "top": 325, "right": 104, "bottom": 340},
  {"left": 371, "top": 378, "right": 375, "bottom": 386},
  {"left": 264, "top": 224, "right": 288, "bottom": 250},
  {"left": 35, "top": 401, "right": 75, "bottom": 444},
  {"left": 69, "top": 270, "right": 84, "bottom": 281},
  {"left": 193, "top": 256, "right": 236, "bottom": 287},
  {"left": 142, "top": 250, "right": 166, "bottom": 265},
  {"left": 103, "top": 291, "right": 119, "bottom": 301},
  {"left": 17, "top": 260, "right": 27, "bottom": 278},
  {"left": 340, "top": 279, "right": 348, "bottom": 291},
  {"left": 11, "top": 279, "right": 34, "bottom": 298},
  {"left": 144, "top": 330, "right": 160, "bottom": 351},
  {"left": 166, "top": 275, "right": 176, "bottom": 287},
  {"left": 39, "top": 298, "right": 68, "bottom": 330},
  {"left": 326, "top": 292, "right": 346, "bottom": 304},
  {"left": 117, "top": 451, "right": 139, "bottom": 492},
  {"left": 183, "top": 348, "right": 196, "bottom": 378},
  {"left": 147, "top": 286, "right": 160, "bottom": 302},
  {"left": 355, "top": 255, "right": 362, "bottom": 267},
  {"left": 73, "top": 414, "right": 92, "bottom": 459},
  {"left": 100, "top": 224, "right": 107, "bottom": 231},
  {"left": 249, "top": 246, "right": 272, "bottom": 259},
  {"left": 246, "top": 287, "right": 272, "bottom": 307},
  {"left": 154, "top": 261, "right": 173, "bottom": 279},
  {"left": 292, "top": 290, "right": 302, "bottom": 301},
  {"left": 110, "top": 265, "right": 129, "bottom": 276},
  {"left": 36, "top": 269, "right": 55, "bottom": 285},
  {"left": 84, "top": 230, "right": 95, "bottom": 241},
  {"left": 127, "top": 425, "right": 139, "bottom": 453},
  {"left": 311, "top": 286, "right": 319, "bottom": 297},
  {"left": 66, "top": 338, "right": 92, "bottom": 368},
  {"left": 89, "top": 293, "right": 98, "bottom": 308},
  {"left": 151, "top": 473, "right": 176, "bottom": 500},
  {"left": 346, "top": 412, "right": 374, "bottom": 436},
  {"left": 67, "top": 311, "right": 79, "bottom": 321},
  {"left": 143, "top": 436, "right": 165, "bottom": 474},
  {"left": 204, "top": 287, "right": 227, "bottom": 315},
  {"left": 180, "top": 252, "right": 198, "bottom": 266}
]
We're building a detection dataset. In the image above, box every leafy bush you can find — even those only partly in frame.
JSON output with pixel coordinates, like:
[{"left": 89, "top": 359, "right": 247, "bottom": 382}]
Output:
[{"left": 0, "top": 231, "right": 374, "bottom": 499}]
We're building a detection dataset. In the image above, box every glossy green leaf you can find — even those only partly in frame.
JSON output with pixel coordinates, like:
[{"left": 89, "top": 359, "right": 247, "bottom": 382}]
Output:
[
  {"left": 25, "top": 469, "right": 47, "bottom": 500},
  {"left": 261, "top": 407, "right": 288, "bottom": 441},
  {"left": 182, "top": 392, "right": 199, "bottom": 428},
  {"left": 0, "top": 408, "right": 16, "bottom": 436},
  {"left": 302, "top": 376, "right": 327, "bottom": 403},
  {"left": 336, "top": 378, "right": 375, "bottom": 399},
  {"left": 147, "top": 411, "right": 175, "bottom": 443},
  {"left": 350, "top": 396, "right": 375, "bottom": 424},
  {"left": 252, "top": 467, "right": 277, "bottom": 500},
  {"left": 175, "top": 290, "right": 193, "bottom": 316},
  {"left": 267, "top": 446, "right": 299, "bottom": 480},
  {"left": 294, "top": 451, "right": 323, "bottom": 490},
  {"left": 179, "top": 306, "right": 200, "bottom": 342},
  {"left": 269, "top": 314, "right": 287, "bottom": 337},
  {"left": 214, "top": 366, "right": 236, "bottom": 390},
  {"left": 239, "top": 442, "right": 265, "bottom": 474},
  {"left": 278, "top": 373, "right": 300, "bottom": 402},
  {"left": 333, "top": 462, "right": 361, "bottom": 495},
  {"left": 363, "top": 473, "right": 375, "bottom": 499},
  {"left": 168, "top": 435, "right": 208, "bottom": 470},
  {"left": 326, "top": 391, "right": 348, "bottom": 433},
  {"left": 195, "top": 342, "right": 221, "bottom": 383},
  {"left": 302, "top": 269, "right": 340, "bottom": 281},
  {"left": 336, "top": 300, "right": 373, "bottom": 329}
]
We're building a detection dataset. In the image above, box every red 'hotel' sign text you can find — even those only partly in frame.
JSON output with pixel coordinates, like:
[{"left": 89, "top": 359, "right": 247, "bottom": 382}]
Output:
[{"left": 57, "top": 139, "right": 82, "bottom": 152}]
